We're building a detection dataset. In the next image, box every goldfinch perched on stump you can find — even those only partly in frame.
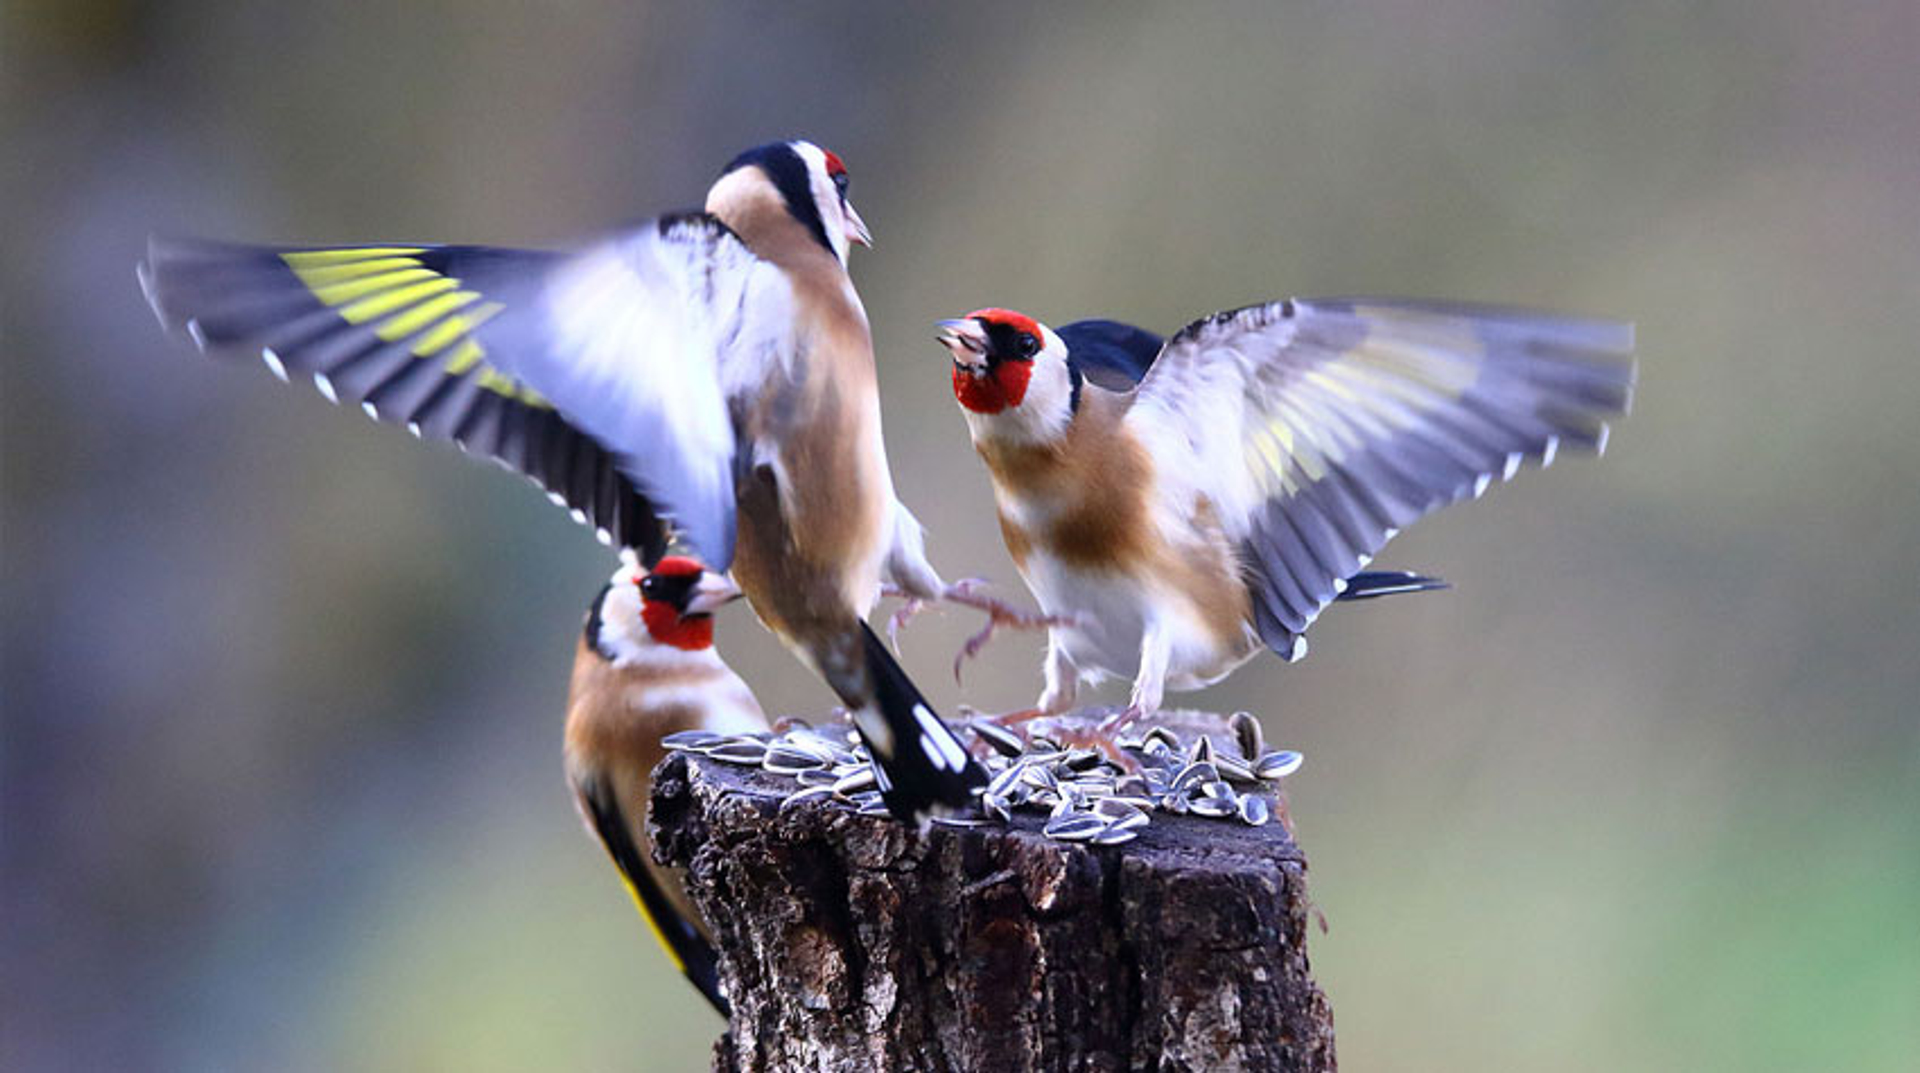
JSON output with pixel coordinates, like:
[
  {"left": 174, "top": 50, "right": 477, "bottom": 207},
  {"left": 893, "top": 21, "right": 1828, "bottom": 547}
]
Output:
[
  {"left": 138, "top": 139, "right": 998, "bottom": 819},
  {"left": 565, "top": 555, "right": 760, "bottom": 1015},
  {"left": 936, "top": 301, "right": 1634, "bottom": 729}
]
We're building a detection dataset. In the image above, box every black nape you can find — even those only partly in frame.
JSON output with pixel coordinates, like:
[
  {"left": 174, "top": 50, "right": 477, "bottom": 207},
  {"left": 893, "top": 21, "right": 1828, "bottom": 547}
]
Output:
[{"left": 721, "top": 142, "right": 835, "bottom": 256}]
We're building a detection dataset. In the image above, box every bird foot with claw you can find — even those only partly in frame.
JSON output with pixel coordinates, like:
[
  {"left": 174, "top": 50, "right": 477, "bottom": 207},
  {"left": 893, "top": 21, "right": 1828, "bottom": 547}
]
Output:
[
  {"left": 940, "top": 579, "right": 1077, "bottom": 682},
  {"left": 1045, "top": 719, "right": 1143, "bottom": 771},
  {"left": 881, "top": 590, "right": 928, "bottom": 652}
]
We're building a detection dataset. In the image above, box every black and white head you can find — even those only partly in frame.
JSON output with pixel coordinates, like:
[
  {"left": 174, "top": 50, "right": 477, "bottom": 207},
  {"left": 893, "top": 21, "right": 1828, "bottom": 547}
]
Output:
[
  {"left": 707, "top": 140, "right": 872, "bottom": 266},
  {"left": 586, "top": 554, "right": 743, "bottom": 661}
]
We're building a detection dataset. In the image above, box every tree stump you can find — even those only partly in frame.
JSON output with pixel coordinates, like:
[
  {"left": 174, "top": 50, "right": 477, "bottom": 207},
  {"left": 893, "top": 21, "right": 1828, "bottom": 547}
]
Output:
[{"left": 650, "top": 711, "right": 1335, "bottom": 1072}]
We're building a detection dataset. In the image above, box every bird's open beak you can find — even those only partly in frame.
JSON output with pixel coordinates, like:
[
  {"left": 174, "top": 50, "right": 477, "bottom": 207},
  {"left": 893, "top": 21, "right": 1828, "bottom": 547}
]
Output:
[
  {"left": 936, "top": 318, "right": 988, "bottom": 363},
  {"left": 686, "top": 571, "right": 744, "bottom": 616},
  {"left": 843, "top": 200, "right": 873, "bottom": 248}
]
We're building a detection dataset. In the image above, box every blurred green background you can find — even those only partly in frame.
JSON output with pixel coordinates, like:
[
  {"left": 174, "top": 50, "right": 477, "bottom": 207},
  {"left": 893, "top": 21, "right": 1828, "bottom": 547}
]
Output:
[{"left": 6, "top": 2, "right": 1918, "bottom": 1069}]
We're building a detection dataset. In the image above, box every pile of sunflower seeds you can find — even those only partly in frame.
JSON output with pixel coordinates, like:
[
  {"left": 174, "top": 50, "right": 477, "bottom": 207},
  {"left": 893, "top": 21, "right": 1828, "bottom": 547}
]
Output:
[{"left": 661, "top": 710, "right": 1302, "bottom": 848}]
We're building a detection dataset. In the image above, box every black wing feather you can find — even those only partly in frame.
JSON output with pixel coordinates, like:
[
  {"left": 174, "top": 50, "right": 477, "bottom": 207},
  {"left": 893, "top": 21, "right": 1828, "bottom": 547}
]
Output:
[
  {"left": 1057, "top": 318, "right": 1165, "bottom": 391},
  {"left": 141, "top": 237, "right": 688, "bottom": 564}
]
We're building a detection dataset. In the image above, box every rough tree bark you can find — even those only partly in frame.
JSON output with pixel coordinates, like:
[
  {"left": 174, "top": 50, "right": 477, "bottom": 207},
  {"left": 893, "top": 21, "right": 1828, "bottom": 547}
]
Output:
[{"left": 650, "top": 711, "right": 1335, "bottom": 1072}]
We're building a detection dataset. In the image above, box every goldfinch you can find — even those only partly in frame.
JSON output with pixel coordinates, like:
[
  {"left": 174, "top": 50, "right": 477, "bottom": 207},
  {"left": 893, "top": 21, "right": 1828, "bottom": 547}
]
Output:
[
  {"left": 936, "top": 301, "right": 1634, "bottom": 727},
  {"left": 139, "top": 140, "right": 986, "bottom": 818},
  {"left": 565, "top": 555, "right": 759, "bottom": 1015}
]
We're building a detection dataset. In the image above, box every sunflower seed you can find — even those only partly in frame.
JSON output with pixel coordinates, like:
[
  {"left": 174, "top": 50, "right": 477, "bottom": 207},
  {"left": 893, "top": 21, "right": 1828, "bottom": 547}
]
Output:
[
  {"left": 1063, "top": 748, "right": 1106, "bottom": 772},
  {"left": 781, "top": 784, "right": 839, "bottom": 809},
  {"left": 793, "top": 767, "right": 840, "bottom": 787},
  {"left": 1094, "top": 800, "right": 1150, "bottom": 832},
  {"left": 1191, "top": 734, "right": 1220, "bottom": 766},
  {"left": 1190, "top": 793, "right": 1238, "bottom": 818},
  {"left": 969, "top": 720, "right": 1026, "bottom": 758},
  {"left": 1021, "top": 765, "right": 1060, "bottom": 794},
  {"left": 1170, "top": 761, "right": 1219, "bottom": 794},
  {"left": 1238, "top": 794, "right": 1272, "bottom": 827},
  {"left": 1092, "top": 823, "right": 1141, "bottom": 846},
  {"left": 831, "top": 766, "right": 877, "bottom": 794},
  {"left": 1043, "top": 812, "right": 1107, "bottom": 841},
  {"left": 1214, "top": 754, "right": 1257, "bottom": 783},
  {"left": 706, "top": 738, "right": 769, "bottom": 765},
  {"left": 662, "top": 730, "right": 728, "bottom": 752},
  {"left": 982, "top": 793, "right": 1012, "bottom": 822},
  {"left": 1144, "top": 725, "right": 1179, "bottom": 750},
  {"left": 932, "top": 814, "right": 991, "bottom": 828},
  {"left": 1230, "top": 710, "right": 1263, "bottom": 760},
  {"left": 1255, "top": 750, "right": 1304, "bottom": 780},
  {"left": 763, "top": 745, "right": 828, "bottom": 775}
]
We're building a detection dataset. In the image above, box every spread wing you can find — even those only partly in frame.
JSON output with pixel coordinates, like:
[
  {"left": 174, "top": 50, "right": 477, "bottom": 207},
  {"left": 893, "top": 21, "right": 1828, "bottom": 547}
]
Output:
[
  {"left": 1127, "top": 298, "right": 1635, "bottom": 655},
  {"left": 139, "top": 215, "right": 789, "bottom": 568}
]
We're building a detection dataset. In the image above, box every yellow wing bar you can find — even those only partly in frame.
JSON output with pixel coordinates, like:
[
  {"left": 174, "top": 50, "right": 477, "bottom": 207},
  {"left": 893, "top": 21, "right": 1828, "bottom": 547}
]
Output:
[{"left": 281, "top": 247, "right": 543, "bottom": 407}]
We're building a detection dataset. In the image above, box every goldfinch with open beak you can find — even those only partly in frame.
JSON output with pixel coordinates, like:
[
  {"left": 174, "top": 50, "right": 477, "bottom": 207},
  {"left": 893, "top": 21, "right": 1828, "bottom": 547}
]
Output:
[
  {"left": 565, "top": 555, "right": 759, "bottom": 1015},
  {"left": 139, "top": 140, "right": 986, "bottom": 818},
  {"left": 936, "top": 302, "right": 1634, "bottom": 728}
]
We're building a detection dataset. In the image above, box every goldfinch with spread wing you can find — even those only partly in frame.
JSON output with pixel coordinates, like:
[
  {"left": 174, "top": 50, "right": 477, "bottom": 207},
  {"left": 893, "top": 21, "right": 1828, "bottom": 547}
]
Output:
[
  {"left": 936, "top": 302, "right": 1633, "bottom": 728},
  {"left": 139, "top": 140, "right": 987, "bottom": 818},
  {"left": 565, "top": 555, "right": 759, "bottom": 1015}
]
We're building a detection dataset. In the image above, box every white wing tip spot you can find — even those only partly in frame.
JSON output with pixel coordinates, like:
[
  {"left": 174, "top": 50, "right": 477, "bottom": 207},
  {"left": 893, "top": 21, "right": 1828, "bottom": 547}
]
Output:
[
  {"left": 568, "top": 508, "right": 588, "bottom": 525},
  {"left": 361, "top": 401, "right": 380, "bottom": 420},
  {"left": 260, "top": 347, "right": 289, "bottom": 383},
  {"left": 1287, "top": 635, "right": 1309, "bottom": 662},
  {"left": 545, "top": 491, "right": 568, "bottom": 506},
  {"left": 1504, "top": 452, "right": 1523, "bottom": 481},
  {"left": 313, "top": 372, "right": 339, "bottom": 404},
  {"left": 1473, "top": 472, "right": 1492, "bottom": 499},
  {"left": 185, "top": 319, "right": 208, "bottom": 352},
  {"left": 1594, "top": 424, "right": 1611, "bottom": 457},
  {"left": 913, "top": 703, "right": 969, "bottom": 773},
  {"left": 1333, "top": 577, "right": 1348, "bottom": 594},
  {"left": 406, "top": 421, "right": 424, "bottom": 439},
  {"left": 594, "top": 528, "right": 615, "bottom": 547},
  {"left": 1542, "top": 435, "right": 1560, "bottom": 468},
  {"left": 136, "top": 263, "right": 167, "bottom": 329}
]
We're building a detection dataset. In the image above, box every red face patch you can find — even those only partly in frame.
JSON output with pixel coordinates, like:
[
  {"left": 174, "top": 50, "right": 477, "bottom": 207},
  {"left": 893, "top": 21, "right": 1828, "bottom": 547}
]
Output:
[
  {"left": 953, "top": 358, "right": 1034, "bottom": 414},
  {"left": 951, "top": 308, "right": 1041, "bottom": 414},
  {"left": 821, "top": 148, "right": 847, "bottom": 179},
  {"left": 637, "top": 556, "right": 717, "bottom": 650},
  {"left": 640, "top": 601, "right": 715, "bottom": 651}
]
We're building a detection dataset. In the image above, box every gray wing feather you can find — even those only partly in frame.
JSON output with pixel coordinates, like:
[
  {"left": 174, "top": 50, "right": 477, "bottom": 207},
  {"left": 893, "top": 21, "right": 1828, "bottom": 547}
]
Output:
[{"left": 1130, "top": 297, "right": 1635, "bottom": 650}]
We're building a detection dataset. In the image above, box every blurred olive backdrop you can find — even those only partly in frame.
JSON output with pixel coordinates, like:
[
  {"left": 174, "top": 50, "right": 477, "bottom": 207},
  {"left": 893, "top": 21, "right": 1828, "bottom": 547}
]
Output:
[{"left": 6, "top": 2, "right": 1918, "bottom": 1069}]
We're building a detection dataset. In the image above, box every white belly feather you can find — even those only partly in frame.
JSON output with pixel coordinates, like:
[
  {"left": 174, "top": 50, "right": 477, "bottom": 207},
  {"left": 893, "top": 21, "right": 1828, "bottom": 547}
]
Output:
[{"left": 1023, "top": 555, "right": 1258, "bottom": 694}]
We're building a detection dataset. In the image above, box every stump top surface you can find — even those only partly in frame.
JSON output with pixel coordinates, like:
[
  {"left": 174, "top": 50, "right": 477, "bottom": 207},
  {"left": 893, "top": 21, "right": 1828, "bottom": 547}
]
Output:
[{"left": 681, "top": 755, "right": 1305, "bottom": 874}]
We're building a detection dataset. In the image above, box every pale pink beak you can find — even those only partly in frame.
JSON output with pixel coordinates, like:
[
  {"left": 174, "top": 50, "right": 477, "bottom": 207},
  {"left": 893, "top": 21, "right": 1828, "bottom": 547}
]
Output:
[
  {"left": 843, "top": 199, "right": 873, "bottom": 248},
  {"left": 686, "top": 571, "right": 744, "bottom": 616},
  {"left": 936, "top": 318, "right": 988, "bottom": 361}
]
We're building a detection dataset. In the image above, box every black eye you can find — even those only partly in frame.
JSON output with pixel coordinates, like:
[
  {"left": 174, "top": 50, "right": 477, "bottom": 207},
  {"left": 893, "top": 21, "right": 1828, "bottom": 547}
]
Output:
[
  {"left": 832, "top": 172, "right": 849, "bottom": 196},
  {"left": 1018, "top": 332, "right": 1040, "bottom": 358},
  {"left": 639, "top": 576, "right": 662, "bottom": 600}
]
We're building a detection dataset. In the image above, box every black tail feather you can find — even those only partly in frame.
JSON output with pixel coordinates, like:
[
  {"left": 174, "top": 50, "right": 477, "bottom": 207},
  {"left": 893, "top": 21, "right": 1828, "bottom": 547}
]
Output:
[
  {"left": 854, "top": 621, "right": 986, "bottom": 820},
  {"left": 574, "top": 778, "right": 729, "bottom": 1017}
]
